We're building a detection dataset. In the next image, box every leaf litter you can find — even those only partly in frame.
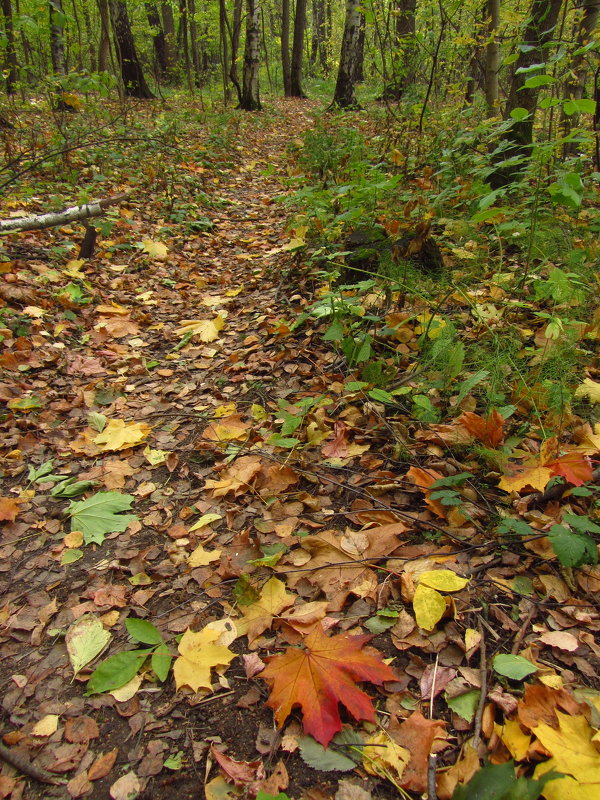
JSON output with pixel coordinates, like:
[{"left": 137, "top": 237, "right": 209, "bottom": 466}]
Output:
[{"left": 0, "top": 97, "right": 599, "bottom": 800}]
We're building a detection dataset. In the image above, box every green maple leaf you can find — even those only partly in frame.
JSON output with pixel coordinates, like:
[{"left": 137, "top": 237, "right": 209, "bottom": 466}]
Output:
[{"left": 68, "top": 492, "right": 138, "bottom": 545}]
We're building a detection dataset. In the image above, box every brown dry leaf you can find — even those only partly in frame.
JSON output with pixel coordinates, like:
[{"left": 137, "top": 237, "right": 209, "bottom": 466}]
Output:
[
  {"left": 389, "top": 711, "right": 448, "bottom": 793},
  {"left": 204, "top": 455, "right": 263, "bottom": 497},
  {"left": 517, "top": 684, "right": 587, "bottom": 731},
  {"left": 0, "top": 496, "right": 22, "bottom": 522},
  {"left": 88, "top": 749, "right": 119, "bottom": 781}
]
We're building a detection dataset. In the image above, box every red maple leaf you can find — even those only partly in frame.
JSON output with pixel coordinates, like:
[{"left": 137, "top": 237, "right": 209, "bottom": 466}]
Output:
[
  {"left": 259, "top": 625, "right": 396, "bottom": 746},
  {"left": 547, "top": 451, "right": 593, "bottom": 487}
]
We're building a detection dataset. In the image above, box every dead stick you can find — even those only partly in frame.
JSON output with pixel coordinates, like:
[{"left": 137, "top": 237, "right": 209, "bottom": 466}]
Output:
[
  {"left": 472, "top": 618, "right": 487, "bottom": 750},
  {"left": 0, "top": 742, "right": 61, "bottom": 785},
  {"left": 0, "top": 194, "right": 130, "bottom": 233},
  {"left": 511, "top": 602, "right": 536, "bottom": 655}
]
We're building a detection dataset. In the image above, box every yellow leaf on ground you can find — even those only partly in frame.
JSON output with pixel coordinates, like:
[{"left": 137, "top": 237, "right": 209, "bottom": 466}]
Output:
[
  {"left": 202, "top": 414, "right": 249, "bottom": 442},
  {"left": 175, "top": 314, "right": 225, "bottom": 342},
  {"left": 93, "top": 419, "right": 151, "bottom": 452},
  {"left": 496, "top": 719, "right": 531, "bottom": 761},
  {"left": 532, "top": 712, "right": 600, "bottom": 783},
  {"left": 363, "top": 730, "right": 410, "bottom": 781},
  {"left": 173, "top": 627, "right": 235, "bottom": 692},
  {"left": 188, "top": 545, "right": 221, "bottom": 567},
  {"left": 141, "top": 240, "right": 168, "bottom": 258},
  {"left": 419, "top": 570, "right": 469, "bottom": 592},
  {"left": 188, "top": 513, "right": 222, "bottom": 532},
  {"left": 498, "top": 463, "right": 552, "bottom": 493},
  {"left": 31, "top": 714, "right": 59, "bottom": 737},
  {"left": 413, "top": 584, "right": 446, "bottom": 631},
  {"left": 574, "top": 378, "right": 600, "bottom": 404},
  {"left": 236, "top": 577, "right": 296, "bottom": 646}
]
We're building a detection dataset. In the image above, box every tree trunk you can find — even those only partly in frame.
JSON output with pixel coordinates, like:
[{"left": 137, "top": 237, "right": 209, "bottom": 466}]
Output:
[
  {"left": 161, "top": 1, "right": 176, "bottom": 77},
  {"left": 382, "top": 0, "right": 416, "bottom": 101},
  {"left": 240, "top": 0, "right": 261, "bottom": 109},
  {"left": 485, "top": 0, "right": 500, "bottom": 114},
  {"left": 1, "top": 0, "right": 18, "bottom": 93},
  {"left": 229, "top": 0, "right": 243, "bottom": 102},
  {"left": 332, "top": 0, "right": 362, "bottom": 108},
  {"left": 146, "top": 2, "right": 168, "bottom": 77},
  {"left": 352, "top": 9, "right": 365, "bottom": 83},
  {"left": 281, "top": 0, "right": 291, "bottom": 95},
  {"left": 49, "top": 0, "right": 66, "bottom": 75},
  {"left": 561, "top": 0, "right": 600, "bottom": 155},
  {"left": 109, "top": 0, "right": 155, "bottom": 98},
  {"left": 188, "top": 0, "right": 202, "bottom": 83},
  {"left": 489, "top": 0, "right": 563, "bottom": 187},
  {"left": 97, "top": 0, "right": 111, "bottom": 72},
  {"left": 82, "top": 3, "right": 96, "bottom": 72},
  {"left": 219, "top": 0, "right": 230, "bottom": 100},
  {"left": 290, "top": 0, "right": 307, "bottom": 96}
]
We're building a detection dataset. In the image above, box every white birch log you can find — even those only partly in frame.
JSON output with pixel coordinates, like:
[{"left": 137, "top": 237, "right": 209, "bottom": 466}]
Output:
[{"left": 0, "top": 194, "right": 129, "bottom": 233}]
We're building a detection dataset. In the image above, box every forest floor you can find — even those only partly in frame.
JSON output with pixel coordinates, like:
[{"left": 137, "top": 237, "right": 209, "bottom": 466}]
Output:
[{"left": 0, "top": 96, "right": 599, "bottom": 800}]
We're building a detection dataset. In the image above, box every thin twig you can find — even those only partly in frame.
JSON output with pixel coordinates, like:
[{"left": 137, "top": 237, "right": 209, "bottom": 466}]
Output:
[
  {"left": 472, "top": 618, "right": 487, "bottom": 750},
  {"left": 0, "top": 742, "right": 62, "bottom": 785},
  {"left": 511, "top": 602, "right": 536, "bottom": 655}
]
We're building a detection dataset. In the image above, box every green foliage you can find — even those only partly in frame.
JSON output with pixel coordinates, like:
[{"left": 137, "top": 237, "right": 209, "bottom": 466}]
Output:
[
  {"left": 452, "top": 761, "right": 560, "bottom": 800},
  {"left": 86, "top": 619, "right": 172, "bottom": 695},
  {"left": 67, "top": 492, "right": 138, "bottom": 545}
]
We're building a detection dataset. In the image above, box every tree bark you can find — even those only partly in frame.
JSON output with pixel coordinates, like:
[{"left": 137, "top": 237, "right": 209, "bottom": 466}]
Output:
[
  {"left": 489, "top": 0, "right": 563, "bottom": 186},
  {"left": 161, "top": 1, "right": 176, "bottom": 77},
  {"left": 485, "top": 0, "right": 500, "bottom": 114},
  {"left": 97, "top": 0, "right": 111, "bottom": 72},
  {"left": 281, "top": 0, "right": 291, "bottom": 95},
  {"left": 382, "top": 0, "right": 416, "bottom": 101},
  {"left": 352, "top": 9, "right": 366, "bottom": 83},
  {"left": 290, "top": 0, "right": 308, "bottom": 96},
  {"left": 146, "top": 2, "right": 168, "bottom": 77},
  {"left": 240, "top": 0, "right": 261, "bottom": 109},
  {"left": 332, "top": 0, "right": 362, "bottom": 108},
  {"left": 49, "top": 0, "right": 66, "bottom": 75},
  {"left": 1, "top": 0, "right": 18, "bottom": 93},
  {"left": 229, "top": 0, "right": 243, "bottom": 102},
  {"left": 109, "top": 0, "right": 155, "bottom": 98},
  {"left": 561, "top": 0, "right": 600, "bottom": 155}
]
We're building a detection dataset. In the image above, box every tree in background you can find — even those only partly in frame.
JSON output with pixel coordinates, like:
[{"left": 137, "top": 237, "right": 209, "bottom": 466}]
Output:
[
  {"left": 332, "top": 0, "right": 362, "bottom": 107},
  {"left": 290, "top": 0, "right": 308, "bottom": 96},
  {"left": 240, "top": 0, "right": 261, "bottom": 109},
  {"left": 490, "top": 0, "right": 564, "bottom": 186},
  {"left": 109, "top": 0, "right": 155, "bottom": 98},
  {"left": 1, "top": 0, "right": 17, "bottom": 94}
]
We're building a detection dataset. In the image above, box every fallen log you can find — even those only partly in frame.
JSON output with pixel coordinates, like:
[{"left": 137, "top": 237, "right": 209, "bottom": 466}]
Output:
[{"left": 0, "top": 194, "right": 129, "bottom": 233}]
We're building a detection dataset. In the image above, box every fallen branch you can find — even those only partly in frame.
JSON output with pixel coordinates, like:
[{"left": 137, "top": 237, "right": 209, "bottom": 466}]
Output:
[
  {"left": 0, "top": 741, "right": 61, "bottom": 785},
  {"left": 0, "top": 194, "right": 129, "bottom": 233}
]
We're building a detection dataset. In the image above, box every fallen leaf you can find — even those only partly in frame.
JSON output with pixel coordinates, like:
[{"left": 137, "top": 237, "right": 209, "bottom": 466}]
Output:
[
  {"left": 66, "top": 614, "right": 111, "bottom": 675},
  {"left": 236, "top": 577, "right": 296, "bottom": 645},
  {"left": 31, "top": 714, "right": 59, "bottom": 736},
  {"left": 173, "top": 626, "right": 235, "bottom": 692},
  {"left": 175, "top": 314, "right": 225, "bottom": 342},
  {"left": 259, "top": 625, "right": 396, "bottom": 746},
  {"left": 109, "top": 771, "right": 141, "bottom": 800},
  {"left": 93, "top": 419, "right": 151, "bottom": 452},
  {"left": 574, "top": 378, "right": 600, "bottom": 404},
  {"left": 188, "top": 545, "right": 222, "bottom": 567}
]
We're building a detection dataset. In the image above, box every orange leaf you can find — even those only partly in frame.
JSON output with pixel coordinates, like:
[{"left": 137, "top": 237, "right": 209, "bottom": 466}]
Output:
[
  {"left": 259, "top": 625, "right": 396, "bottom": 747},
  {"left": 0, "top": 497, "right": 21, "bottom": 522},
  {"left": 458, "top": 409, "right": 505, "bottom": 448},
  {"left": 547, "top": 451, "right": 593, "bottom": 487},
  {"left": 390, "top": 711, "right": 448, "bottom": 792}
]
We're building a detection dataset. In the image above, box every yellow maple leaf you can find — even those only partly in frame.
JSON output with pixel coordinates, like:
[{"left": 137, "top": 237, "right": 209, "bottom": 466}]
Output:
[
  {"left": 574, "top": 378, "right": 600, "bottom": 404},
  {"left": 496, "top": 719, "right": 531, "bottom": 761},
  {"left": 363, "top": 730, "right": 409, "bottom": 781},
  {"left": 93, "top": 419, "right": 151, "bottom": 452},
  {"left": 175, "top": 314, "right": 225, "bottom": 342},
  {"left": 202, "top": 414, "right": 250, "bottom": 443},
  {"left": 413, "top": 584, "right": 447, "bottom": 631},
  {"left": 533, "top": 712, "right": 600, "bottom": 800},
  {"left": 187, "top": 545, "right": 221, "bottom": 567},
  {"left": 236, "top": 577, "right": 296, "bottom": 646},
  {"left": 498, "top": 464, "right": 553, "bottom": 493},
  {"left": 173, "top": 627, "right": 235, "bottom": 692},
  {"left": 141, "top": 240, "right": 168, "bottom": 258}
]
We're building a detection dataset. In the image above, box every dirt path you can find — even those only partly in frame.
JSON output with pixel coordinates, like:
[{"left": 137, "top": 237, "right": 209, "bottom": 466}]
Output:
[{"left": 0, "top": 98, "right": 369, "bottom": 800}]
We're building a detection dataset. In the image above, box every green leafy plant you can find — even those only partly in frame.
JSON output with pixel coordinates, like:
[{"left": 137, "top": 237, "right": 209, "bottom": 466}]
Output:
[{"left": 86, "top": 619, "right": 172, "bottom": 695}]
